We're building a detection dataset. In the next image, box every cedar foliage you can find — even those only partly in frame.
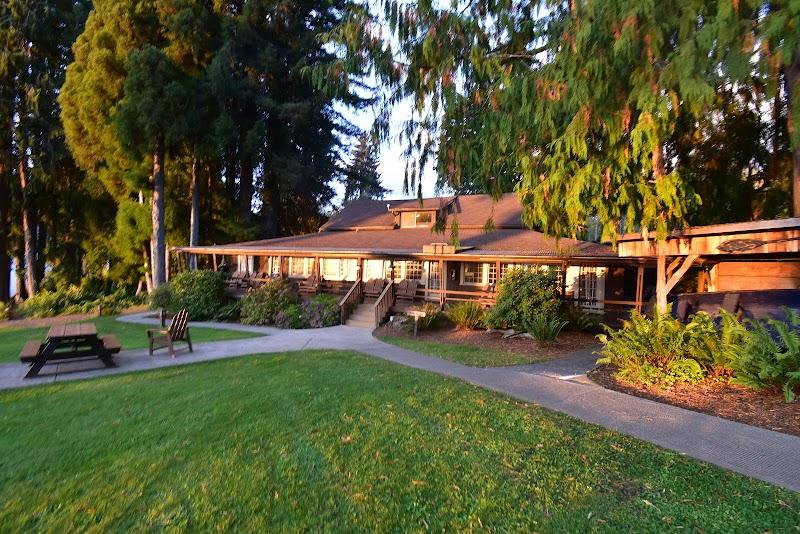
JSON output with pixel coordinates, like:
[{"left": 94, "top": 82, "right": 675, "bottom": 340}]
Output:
[{"left": 320, "top": 0, "right": 800, "bottom": 240}]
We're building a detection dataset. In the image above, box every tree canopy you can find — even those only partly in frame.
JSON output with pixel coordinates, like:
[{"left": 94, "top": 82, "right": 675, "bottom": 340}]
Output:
[{"left": 321, "top": 0, "right": 800, "bottom": 241}]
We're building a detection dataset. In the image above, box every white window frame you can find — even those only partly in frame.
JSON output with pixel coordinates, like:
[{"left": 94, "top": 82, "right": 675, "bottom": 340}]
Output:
[
  {"left": 320, "top": 258, "right": 358, "bottom": 281},
  {"left": 460, "top": 262, "right": 491, "bottom": 286}
]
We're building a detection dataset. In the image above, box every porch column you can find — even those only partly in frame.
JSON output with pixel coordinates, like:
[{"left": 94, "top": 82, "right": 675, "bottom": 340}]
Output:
[
  {"left": 656, "top": 252, "right": 667, "bottom": 314},
  {"left": 441, "top": 259, "right": 447, "bottom": 306},
  {"left": 635, "top": 263, "right": 644, "bottom": 312},
  {"left": 212, "top": 253, "right": 218, "bottom": 271}
]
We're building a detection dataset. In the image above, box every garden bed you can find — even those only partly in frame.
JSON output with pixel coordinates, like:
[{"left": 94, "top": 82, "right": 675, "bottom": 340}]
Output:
[
  {"left": 590, "top": 366, "right": 800, "bottom": 437},
  {"left": 375, "top": 324, "right": 597, "bottom": 367}
]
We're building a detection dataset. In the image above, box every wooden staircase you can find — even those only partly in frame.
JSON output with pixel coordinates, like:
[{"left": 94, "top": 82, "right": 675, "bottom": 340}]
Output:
[{"left": 346, "top": 298, "right": 378, "bottom": 329}]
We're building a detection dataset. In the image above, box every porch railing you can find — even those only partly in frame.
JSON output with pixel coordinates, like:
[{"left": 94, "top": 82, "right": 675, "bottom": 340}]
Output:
[
  {"left": 338, "top": 279, "right": 363, "bottom": 325},
  {"left": 373, "top": 280, "right": 395, "bottom": 328}
]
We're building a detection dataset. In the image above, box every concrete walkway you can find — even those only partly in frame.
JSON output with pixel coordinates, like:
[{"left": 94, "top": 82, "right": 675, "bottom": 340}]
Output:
[{"left": 1, "top": 312, "right": 799, "bottom": 493}]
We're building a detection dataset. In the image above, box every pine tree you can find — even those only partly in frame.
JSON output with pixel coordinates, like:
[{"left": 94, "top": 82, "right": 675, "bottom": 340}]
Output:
[{"left": 342, "top": 132, "right": 388, "bottom": 202}]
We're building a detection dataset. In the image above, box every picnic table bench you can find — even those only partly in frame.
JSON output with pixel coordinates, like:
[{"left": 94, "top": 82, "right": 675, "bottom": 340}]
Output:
[{"left": 19, "top": 323, "right": 120, "bottom": 379}]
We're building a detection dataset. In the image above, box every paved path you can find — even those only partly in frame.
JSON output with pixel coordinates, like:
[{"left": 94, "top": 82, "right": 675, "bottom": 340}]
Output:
[{"left": 1, "top": 312, "right": 798, "bottom": 493}]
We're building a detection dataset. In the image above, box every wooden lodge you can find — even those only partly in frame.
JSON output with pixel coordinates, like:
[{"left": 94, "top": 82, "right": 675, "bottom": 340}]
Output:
[
  {"left": 173, "top": 194, "right": 645, "bottom": 327},
  {"left": 172, "top": 194, "right": 800, "bottom": 327}
]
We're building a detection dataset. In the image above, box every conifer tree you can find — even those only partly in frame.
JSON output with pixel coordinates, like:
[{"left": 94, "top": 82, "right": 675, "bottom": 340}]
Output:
[{"left": 342, "top": 132, "right": 388, "bottom": 202}]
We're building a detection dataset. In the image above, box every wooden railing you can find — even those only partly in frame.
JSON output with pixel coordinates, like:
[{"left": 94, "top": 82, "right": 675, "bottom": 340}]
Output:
[
  {"left": 373, "top": 280, "right": 395, "bottom": 328},
  {"left": 338, "top": 279, "right": 363, "bottom": 325}
]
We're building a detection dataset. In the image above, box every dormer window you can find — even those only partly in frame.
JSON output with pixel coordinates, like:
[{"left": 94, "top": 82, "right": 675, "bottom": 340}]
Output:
[{"left": 400, "top": 210, "right": 434, "bottom": 228}]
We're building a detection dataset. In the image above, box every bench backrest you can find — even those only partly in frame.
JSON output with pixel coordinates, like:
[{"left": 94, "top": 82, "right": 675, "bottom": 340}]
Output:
[{"left": 169, "top": 309, "right": 190, "bottom": 340}]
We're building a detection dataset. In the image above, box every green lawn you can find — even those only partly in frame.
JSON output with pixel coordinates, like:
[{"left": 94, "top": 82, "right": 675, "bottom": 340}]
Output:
[
  {"left": 0, "top": 316, "right": 262, "bottom": 362},
  {"left": 377, "top": 334, "right": 551, "bottom": 367},
  {"left": 0, "top": 351, "right": 796, "bottom": 531}
]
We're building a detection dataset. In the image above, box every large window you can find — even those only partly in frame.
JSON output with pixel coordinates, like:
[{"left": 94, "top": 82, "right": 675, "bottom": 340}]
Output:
[
  {"left": 461, "top": 262, "right": 490, "bottom": 286},
  {"left": 321, "top": 258, "right": 358, "bottom": 281},
  {"left": 288, "top": 257, "right": 313, "bottom": 278},
  {"left": 403, "top": 260, "right": 424, "bottom": 280}
]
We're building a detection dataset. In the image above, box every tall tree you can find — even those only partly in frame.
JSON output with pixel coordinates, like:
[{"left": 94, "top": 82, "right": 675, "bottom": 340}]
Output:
[
  {"left": 342, "top": 132, "right": 388, "bottom": 202},
  {"left": 1, "top": 0, "right": 91, "bottom": 299}
]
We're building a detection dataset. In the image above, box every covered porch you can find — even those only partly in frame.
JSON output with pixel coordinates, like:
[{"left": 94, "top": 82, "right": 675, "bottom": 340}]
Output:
[{"left": 171, "top": 242, "right": 645, "bottom": 328}]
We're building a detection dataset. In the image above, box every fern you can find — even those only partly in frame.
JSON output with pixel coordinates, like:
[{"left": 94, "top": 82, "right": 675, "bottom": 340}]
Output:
[{"left": 522, "top": 314, "right": 567, "bottom": 341}]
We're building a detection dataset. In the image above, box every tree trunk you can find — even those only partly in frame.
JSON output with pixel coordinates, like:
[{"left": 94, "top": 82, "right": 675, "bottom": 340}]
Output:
[
  {"left": 18, "top": 158, "right": 37, "bottom": 297},
  {"left": 261, "top": 169, "right": 282, "bottom": 238},
  {"left": 0, "top": 122, "right": 10, "bottom": 302},
  {"left": 14, "top": 253, "right": 26, "bottom": 301},
  {"left": 151, "top": 138, "right": 166, "bottom": 288},
  {"left": 189, "top": 152, "right": 200, "bottom": 270},
  {"left": 786, "top": 49, "right": 800, "bottom": 217},
  {"left": 240, "top": 159, "right": 253, "bottom": 222},
  {"left": 143, "top": 246, "right": 153, "bottom": 294}
]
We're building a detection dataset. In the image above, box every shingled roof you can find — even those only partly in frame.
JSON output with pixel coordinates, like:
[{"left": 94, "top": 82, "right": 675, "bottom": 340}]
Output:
[
  {"left": 176, "top": 193, "right": 617, "bottom": 259},
  {"left": 320, "top": 193, "right": 527, "bottom": 231}
]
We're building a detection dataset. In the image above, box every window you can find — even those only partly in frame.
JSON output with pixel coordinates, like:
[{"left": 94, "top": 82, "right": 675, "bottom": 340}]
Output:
[
  {"left": 488, "top": 262, "right": 497, "bottom": 287},
  {"left": 399, "top": 210, "right": 435, "bottom": 228},
  {"left": 427, "top": 261, "right": 440, "bottom": 290},
  {"left": 461, "top": 262, "right": 489, "bottom": 286},
  {"left": 577, "top": 266, "right": 605, "bottom": 310},
  {"left": 288, "top": 257, "right": 313, "bottom": 278},
  {"left": 404, "top": 260, "right": 423, "bottom": 280},
  {"left": 321, "top": 258, "right": 358, "bottom": 281}
]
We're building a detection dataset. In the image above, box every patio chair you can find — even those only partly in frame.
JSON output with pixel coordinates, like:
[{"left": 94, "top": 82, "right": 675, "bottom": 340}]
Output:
[
  {"left": 363, "top": 278, "right": 386, "bottom": 299},
  {"left": 227, "top": 271, "right": 246, "bottom": 289},
  {"left": 248, "top": 272, "right": 270, "bottom": 288},
  {"left": 298, "top": 275, "right": 319, "bottom": 295},
  {"left": 147, "top": 308, "right": 193, "bottom": 358},
  {"left": 396, "top": 279, "right": 419, "bottom": 301}
]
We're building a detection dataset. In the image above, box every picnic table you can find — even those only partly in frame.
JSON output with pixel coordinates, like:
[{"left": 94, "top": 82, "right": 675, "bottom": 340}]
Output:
[{"left": 19, "top": 323, "right": 120, "bottom": 379}]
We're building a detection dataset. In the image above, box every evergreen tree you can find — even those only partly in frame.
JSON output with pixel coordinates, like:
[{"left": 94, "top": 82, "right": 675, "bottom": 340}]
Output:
[{"left": 342, "top": 132, "right": 388, "bottom": 202}]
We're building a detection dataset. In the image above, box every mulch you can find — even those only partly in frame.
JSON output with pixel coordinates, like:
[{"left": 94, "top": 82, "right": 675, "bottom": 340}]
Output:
[
  {"left": 589, "top": 366, "right": 800, "bottom": 438},
  {"left": 375, "top": 324, "right": 598, "bottom": 357}
]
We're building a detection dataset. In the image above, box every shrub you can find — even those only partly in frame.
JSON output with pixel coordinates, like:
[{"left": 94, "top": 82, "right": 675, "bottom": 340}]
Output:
[
  {"left": 522, "top": 314, "right": 567, "bottom": 341},
  {"left": 302, "top": 294, "right": 340, "bottom": 328},
  {"left": 596, "top": 311, "right": 722, "bottom": 387},
  {"left": 214, "top": 300, "right": 242, "bottom": 322},
  {"left": 240, "top": 279, "right": 300, "bottom": 325},
  {"left": 564, "top": 306, "right": 600, "bottom": 332},
  {"left": 18, "top": 280, "right": 143, "bottom": 318},
  {"left": 275, "top": 303, "right": 306, "bottom": 329},
  {"left": 411, "top": 302, "right": 443, "bottom": 331},
  {"left": 0, "top": 301, "right": 7, "bottom": 321},
  {"left": 726, "top": 308, "right": 800, "bottom": 402},
  {"left": 447, "top": 301, "right": 485, "bottom": 330},
  {"left": 168, "top": 271, "right": 229, "bottom": 321},
  {"left": 484, "top": 269, "right": 561, "bottom": 330},
  {"left": 149, "top": 284, "right": 173, "bottom": 311}
]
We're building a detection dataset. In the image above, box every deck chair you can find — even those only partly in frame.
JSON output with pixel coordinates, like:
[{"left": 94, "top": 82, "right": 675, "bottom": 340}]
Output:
[
  {"left": 363, "top": 278, "right": 386, "bottom": 299},
  {"left": 396, "top": 279, "right": 419, "bottom": 301},
  {"left": 147, "top": 308, "right": 193, "bottom": 358},
  {"left": 227, "top": 271, "right": 246, "bottom": 289},
  {"left": 298, "top": 275, "right": 319, "bottom": 294}
]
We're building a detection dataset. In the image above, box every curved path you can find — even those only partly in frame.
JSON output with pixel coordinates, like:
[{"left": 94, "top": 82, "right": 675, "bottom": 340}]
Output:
[{"left": 1, "top": 312, "right": 798, "bottom": 493}]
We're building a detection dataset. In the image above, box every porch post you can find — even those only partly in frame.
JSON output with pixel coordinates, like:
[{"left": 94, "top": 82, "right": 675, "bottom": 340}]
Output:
[
  {"left": 441, "top": 260, "right": 448, "bottom": 306},
  {"left": 656, "top": 251, "right": 667, "bottom": 314},
  {"left": 635, "top": 263, "right": 644, "bottom": 313},
  {"left": 212, "top": 253, "right": 218, "bottom": 271}
]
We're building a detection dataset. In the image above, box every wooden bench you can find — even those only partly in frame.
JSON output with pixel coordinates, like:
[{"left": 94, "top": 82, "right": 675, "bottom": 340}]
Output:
[
  {"left": 102, "top": 334, "right": 122, "bottom": 354},
  {"left": 19, "top": 341, "right": 42, "bottom": 363}
]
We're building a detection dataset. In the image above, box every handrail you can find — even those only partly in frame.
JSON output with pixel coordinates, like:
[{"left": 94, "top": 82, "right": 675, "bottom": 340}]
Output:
[
  {"left": 339, "top": 279, "right": 363, "bottom": 324},
  {"left": 373, "top": 280, "right": 395, "bottom": 328}
]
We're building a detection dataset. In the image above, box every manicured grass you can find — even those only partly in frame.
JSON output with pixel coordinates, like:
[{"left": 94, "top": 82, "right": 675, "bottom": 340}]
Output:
[
  {"left": 377, "top": 334, "right": 550, "bottom": 366},
  {"left": 0, "top": 351, "right": 796, "bottom": 531},
  {"left": 0, "top": 316, "right": 262, "bottom": 362}
]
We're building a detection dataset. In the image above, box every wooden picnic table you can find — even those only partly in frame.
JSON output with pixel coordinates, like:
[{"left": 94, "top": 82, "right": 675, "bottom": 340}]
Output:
[{"left": 21, "top": 322, "right": 119, "bottom": 379}]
